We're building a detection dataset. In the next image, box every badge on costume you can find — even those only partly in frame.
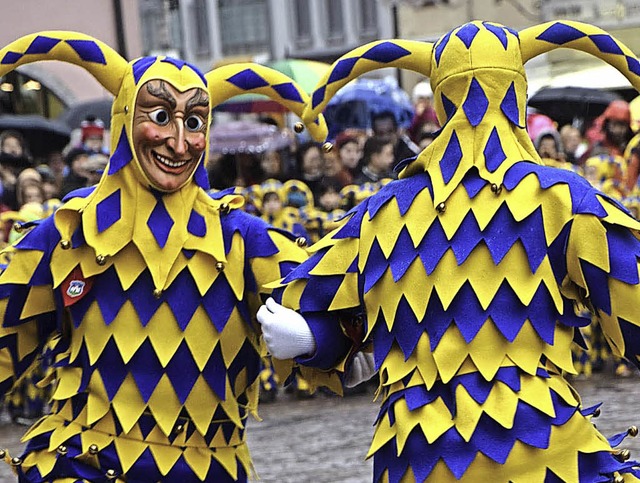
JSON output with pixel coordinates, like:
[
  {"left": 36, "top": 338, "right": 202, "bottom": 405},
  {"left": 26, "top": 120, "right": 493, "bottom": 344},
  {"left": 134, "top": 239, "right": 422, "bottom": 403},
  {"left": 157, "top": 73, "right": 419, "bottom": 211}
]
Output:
[{"left": 61, "top": 267, "right": 93, "bottom": 306}]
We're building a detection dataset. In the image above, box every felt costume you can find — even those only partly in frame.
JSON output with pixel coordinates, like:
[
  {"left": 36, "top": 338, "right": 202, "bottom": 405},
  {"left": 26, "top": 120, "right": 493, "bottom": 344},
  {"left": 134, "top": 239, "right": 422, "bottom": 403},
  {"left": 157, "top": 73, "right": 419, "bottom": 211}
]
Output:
[
  {"left": 271, "top": 21, "right": 640, "bottom": 482},
  {"left": 0, "top": 31, "right": 336, "bottom": 482}
]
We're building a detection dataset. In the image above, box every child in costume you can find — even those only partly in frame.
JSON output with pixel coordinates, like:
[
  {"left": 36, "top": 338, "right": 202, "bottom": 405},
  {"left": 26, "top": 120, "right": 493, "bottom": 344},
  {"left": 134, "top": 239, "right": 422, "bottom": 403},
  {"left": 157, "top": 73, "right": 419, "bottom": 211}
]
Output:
[
  {"left": 259, "top": 21, "right": 640, "bottom": 482},
  {"left": 0, "top": 31, "right": 345, "bottom": 482}
]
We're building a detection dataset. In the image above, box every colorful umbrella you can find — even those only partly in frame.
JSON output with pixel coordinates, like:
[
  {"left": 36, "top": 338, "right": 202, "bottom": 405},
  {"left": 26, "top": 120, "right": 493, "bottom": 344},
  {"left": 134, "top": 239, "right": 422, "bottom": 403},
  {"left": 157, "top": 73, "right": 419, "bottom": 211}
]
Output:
[
  {"left": 215, "top": 59, "right": 330, "bottom": 113},
  {"left": 210, "top": 120, "right": 293, "bottom": 154},
  {"left": 323, "top": 77, "right": 415, "bottom": 139}
]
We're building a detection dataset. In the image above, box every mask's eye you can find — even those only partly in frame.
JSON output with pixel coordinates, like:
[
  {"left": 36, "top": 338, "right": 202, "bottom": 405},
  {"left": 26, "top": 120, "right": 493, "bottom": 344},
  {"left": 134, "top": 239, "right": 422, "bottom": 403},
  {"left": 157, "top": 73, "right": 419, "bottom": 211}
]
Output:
[
  {"left": 185, "top": 115, "right": 205, "bottom": 132},
  {"left": 149, "top": 108, "right": 170, "bottom": 125}
]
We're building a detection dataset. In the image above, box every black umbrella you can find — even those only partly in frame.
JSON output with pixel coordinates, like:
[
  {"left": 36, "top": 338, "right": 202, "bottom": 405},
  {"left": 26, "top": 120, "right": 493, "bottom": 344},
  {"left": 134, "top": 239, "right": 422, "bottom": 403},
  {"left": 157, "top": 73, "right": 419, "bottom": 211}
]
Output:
[
  {"left": 0, "top": 114, "right": 71, "bottom": 157},
  {"left": 58, "top": 98, "right": 113, "bottom": 130},
  {"left": 528, "top": 86, "right": 621, "bottom": 124}
]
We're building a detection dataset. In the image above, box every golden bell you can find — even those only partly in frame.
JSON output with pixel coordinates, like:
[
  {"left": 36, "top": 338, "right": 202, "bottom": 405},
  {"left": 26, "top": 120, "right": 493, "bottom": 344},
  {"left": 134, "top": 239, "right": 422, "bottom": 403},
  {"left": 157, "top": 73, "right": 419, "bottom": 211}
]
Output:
[
  {"left": 629, "top": 426, "right": 638, "bottom": 437},
  {"left": 615, "top": 449, "right": 631, "bottom": 462},
  {"left": 593, "top": 408, "right": 601, "bottom": 418},
  {"left": 614, "top": 475, "right": 625, "bottom": 483},
  {"left": 322, "top": 142, "right": 333, "bottom": 153},
  {"left": 490, "top": 183, "right": 502, "bottom": 194},
  {"left": 295, "top": 237, "right": 307, "bottom": 248},
  {"left": 56, "top": 445, "right": 68, "bottom": 455},
  {"left": 436, "top": 202, "right": 446, "bottom": 214},
  {"left": 12, "top": 222, "right": 22, "bottom": 233},
  {"left": 173, "top": 423, "right": 185, "bottom": 434},
  {"left": 106, "top": 469, "right": 118, "bottom": 479},
  {"left": 153, "top": 289, "right": 162, "bottom": 299},
  {"left": 0, "top": 449, "right": 5, "bottom": 459},
  {"left": 294, "top": 122, "right": 304, "bottom": 133},
  {"left": 95, "top": 254, "right": 107, "bottom": 266},
  {"left": 88, "top": 444, "right": 99, "bottom": 455},
  {"left": 219, "top": 202, "right": 230, "bottom": 214},
  {"left": 124, "top": 105, "right": 129, "bottom": 114},
  {"left": 10, "top": 456, "right": 22, "bottom": 466},
  {"left": 60, "top": 240, "right": 71, "bottom": 250},
  {"left": 216, "top": 261, "right": 225, "bottom": 272}
]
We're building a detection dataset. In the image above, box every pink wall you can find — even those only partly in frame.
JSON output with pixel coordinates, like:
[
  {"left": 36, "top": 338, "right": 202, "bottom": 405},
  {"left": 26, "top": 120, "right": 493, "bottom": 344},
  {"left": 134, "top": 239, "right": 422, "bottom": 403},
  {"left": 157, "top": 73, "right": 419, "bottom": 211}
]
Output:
[{"left": 0, "top": 0, "right": 143, "bottom": 103}]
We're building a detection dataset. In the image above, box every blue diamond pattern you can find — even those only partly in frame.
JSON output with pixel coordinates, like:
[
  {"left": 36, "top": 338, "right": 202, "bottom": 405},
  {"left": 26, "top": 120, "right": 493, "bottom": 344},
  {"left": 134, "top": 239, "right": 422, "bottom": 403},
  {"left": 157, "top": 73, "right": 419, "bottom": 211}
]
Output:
[
  {"left": 1, "top": 52, "right": 23, "bottom": 64},
  {"left": 456, "top": 23, "right": 480, "bottom": 49},
  {"left": 108, "top": 128, "right": 133, "bottom": 174},
  {"left": 440, "top": 131, "right": 463, "bottom": 184},
  {"left": 627, "top": 56, "right": 640, "bottom": 76},
  {"left": 129, "top": 339, "right": 164, "bottom": 403},
  {"left": 25, "top": 36, "right": 60, "bottom": 54},
  {"left": 96, "top": 189, "right": 121, "bottom": 233},
  {"left": 272, "top": 83, "right": 303, "bottom": 103},
  {"left": 361, "top": 42, "right": 411, "bottom": 63},
  {"left": 161, "top": 57, "right": 188, "bottom": 70},
  {"left": 227, "top": 69, "right": 269, "bottom": 90},
  {"left": 132, "top": 57, "right": 157, "bottom": 85},
  {"left": 329, "top": 57, "right": 359, "bottom": 84},
  {"left": 435, "top": 31, "right": 452, "bottom": 66},
  {"left": 441, "top": 93, "right": 457, "bottom": 120},
  {"left": 500, "top": 82, "right": 520, "bottom": 127},
  {"left": 165, "top": 341, "right": 200, "bottom": 404},
  {"left": 462, "top": 78, "right": 489, "bottom": 127},
  {"left": 187, "top": 209, "right": 206, "bottom": 237},
  {"left": 483, "top": 22, "right": 508, "bottom": 50},
  {"left": 193, "top": 155, "right": 209, "bottom": 189},
  {"left": 64, "top": 39, "right": 106, "bottom": 64},
  {"left": 312, "top": 85, "right": 326, "bottom": 109},
  {"left": 147, "top": 199, "right": 174, "bottom": 248},
  {"left": 536, "top": 22, "right": 587, "bottom": 45},
  {"left": 483, "top": 127, "right": 506, "bottom": 172},
  {"left": 589, "top": 34, "right": 624, "bottom": 55},
  {"left": 165, "top": 270, "right": 201, "bottom": 331}
]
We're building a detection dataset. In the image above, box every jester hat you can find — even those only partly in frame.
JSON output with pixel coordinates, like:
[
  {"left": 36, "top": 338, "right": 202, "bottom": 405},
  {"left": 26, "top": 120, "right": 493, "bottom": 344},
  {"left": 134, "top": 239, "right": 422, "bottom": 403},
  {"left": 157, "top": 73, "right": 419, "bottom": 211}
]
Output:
[
  {"left": 0, "top": 32, "right": 327, "bottom": 290},
  {"left": 303, "top": 20, "right": 640, "bottom": 206}
]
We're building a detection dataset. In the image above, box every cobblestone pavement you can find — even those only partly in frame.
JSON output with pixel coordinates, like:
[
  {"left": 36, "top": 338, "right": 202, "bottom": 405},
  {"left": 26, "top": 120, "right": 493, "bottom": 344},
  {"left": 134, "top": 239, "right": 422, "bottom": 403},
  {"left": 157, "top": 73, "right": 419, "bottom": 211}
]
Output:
[{"left": 1, "top": 375, "right": 640, "bottom": 482}]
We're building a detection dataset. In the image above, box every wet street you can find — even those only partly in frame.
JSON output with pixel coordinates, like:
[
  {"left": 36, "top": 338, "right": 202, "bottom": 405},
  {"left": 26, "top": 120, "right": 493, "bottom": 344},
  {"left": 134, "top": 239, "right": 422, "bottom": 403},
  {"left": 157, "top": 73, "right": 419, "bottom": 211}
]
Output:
[{"left": 1, "top": 375, "right": 640, "bottom": 482}]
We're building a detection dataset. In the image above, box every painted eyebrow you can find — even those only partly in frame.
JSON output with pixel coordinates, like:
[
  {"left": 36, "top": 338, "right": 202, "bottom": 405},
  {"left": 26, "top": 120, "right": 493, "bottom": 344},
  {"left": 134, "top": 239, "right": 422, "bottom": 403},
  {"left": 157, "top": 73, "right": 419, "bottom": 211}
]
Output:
[
  {"left": 186, "top": 89, "right": 210, "bottom": 110},
  {"left": 146, "top": 81, "right": 176, "bottom": 109}
]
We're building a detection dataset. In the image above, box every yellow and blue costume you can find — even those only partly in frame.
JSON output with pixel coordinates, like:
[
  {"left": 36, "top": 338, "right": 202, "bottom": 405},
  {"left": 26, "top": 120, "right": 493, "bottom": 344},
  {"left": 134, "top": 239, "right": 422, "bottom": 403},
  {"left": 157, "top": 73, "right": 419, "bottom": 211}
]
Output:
[
  {"left": 0, "top": 31, "right": 334, "bottom": 481},
  {"left": 274, "top": 21, "right": 640, "bottom": 482}
]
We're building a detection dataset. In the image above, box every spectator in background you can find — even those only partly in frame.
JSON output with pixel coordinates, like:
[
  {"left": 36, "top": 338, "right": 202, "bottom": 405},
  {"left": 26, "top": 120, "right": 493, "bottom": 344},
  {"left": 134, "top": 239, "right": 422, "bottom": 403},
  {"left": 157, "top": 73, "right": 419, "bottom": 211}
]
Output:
[
  {"left": 83, "top": 152, "right": 109, "bottom": 186},
  {"left": 60, "top": 147, "right": 89, "bottom": 198},
  {"left": 295, "top": 141, "right": 325, "bottom": 195},
  {"left": 372, "top": 110, "right": 420, "bottom": 165},
  {"left": 0, "top": 130, "right": 32, "bottom": 209},
  {"left": 417, "top": 131, "right": 437, "bottom": 150},
  {"left": 581, "top": 100, "right": 633, "bottom": 163},
  {"left": 559, "top": 125, "right": 587, "bottom": 165},
  {"left": 79, "top": 115, "right": 108, "bottom": 155},
  {"left": 259, "top": 150, "right": 284, "bottom": 182},
  {"left": 35, "top": 164, "right": 60, "bottom": 201},
  {"left": 354, "top": 137, "right": 395, "bottom": 185},
  {"left": 316, "top": 177, "right": 344, "bottom": 213},
  {"left": 45, "top": 150, "right": 67, "bottom": 192},
  {"left": 334, "top": 132, "right": 361, "bottom": 184},
  {"left": 408, "top": 80, "right": 440, "bottom": 144},
  {"left": 15, "top": 169, "right": 44, "bottom": 207}
]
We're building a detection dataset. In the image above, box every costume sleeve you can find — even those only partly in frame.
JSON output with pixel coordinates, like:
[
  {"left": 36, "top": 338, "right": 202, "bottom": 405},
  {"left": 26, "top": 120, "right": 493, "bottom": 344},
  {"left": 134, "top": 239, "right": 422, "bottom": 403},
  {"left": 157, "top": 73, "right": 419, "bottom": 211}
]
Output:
[
  {"left": 271, "top": 204, "right": 367, "bottom": 384},
  {"left": 565, "top": 193, "right": 640, "bottom": 366},
  {"left": 0, "top": 221, "right": 60, "bottom": 397}
]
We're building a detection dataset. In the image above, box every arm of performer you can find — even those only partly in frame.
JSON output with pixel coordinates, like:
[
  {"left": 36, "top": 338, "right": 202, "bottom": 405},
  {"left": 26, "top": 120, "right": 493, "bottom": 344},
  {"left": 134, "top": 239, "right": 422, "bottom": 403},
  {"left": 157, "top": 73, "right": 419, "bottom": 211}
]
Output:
[
  {"left": 565, "top": 193, "right": 640, "bottom": 367},
  {"left": 0, "top": 221, "right": 59, "bottom": 397}
]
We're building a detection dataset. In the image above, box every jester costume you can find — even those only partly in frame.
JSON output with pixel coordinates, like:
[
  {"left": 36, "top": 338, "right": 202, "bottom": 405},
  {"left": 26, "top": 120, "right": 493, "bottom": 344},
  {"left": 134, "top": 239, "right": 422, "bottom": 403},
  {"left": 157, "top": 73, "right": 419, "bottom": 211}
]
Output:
[
  {"left": 270, "top": 21, "right": 640, "bottom": 482},
  {"left": 0, "top": 32, "right": 338, "bottom": 482}
]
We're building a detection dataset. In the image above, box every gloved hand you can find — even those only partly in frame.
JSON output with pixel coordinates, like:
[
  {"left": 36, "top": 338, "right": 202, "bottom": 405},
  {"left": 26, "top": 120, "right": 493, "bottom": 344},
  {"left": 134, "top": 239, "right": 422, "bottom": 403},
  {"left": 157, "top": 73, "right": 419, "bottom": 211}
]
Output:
[
  {"left": 257, "top": 297, "right": 317, "bottom": 360},
  {"left": 344, "top": 351, "right": 376, "bottom": 388}
]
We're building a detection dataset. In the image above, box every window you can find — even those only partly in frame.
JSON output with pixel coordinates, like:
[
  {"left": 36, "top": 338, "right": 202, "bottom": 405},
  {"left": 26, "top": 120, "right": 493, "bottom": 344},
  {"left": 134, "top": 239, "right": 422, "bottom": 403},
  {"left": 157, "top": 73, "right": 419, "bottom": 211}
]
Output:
[
  {"left": 292, "top": 0, "right": 312, "bottom": 49},
  {"left": 139, "top": 0, "right": 183, "bottom": 56},
  {"left": 192, "top": 0, "right": 210, "bottom": 56},
  {"left": 326, "top": 0, "right": 344, "bottom": 44},
  {"left": 358, "top": 0, "right": 378, "bottom": 41},
  {"left": 219, "top": 0, "right": 271, "bottom": 56}
]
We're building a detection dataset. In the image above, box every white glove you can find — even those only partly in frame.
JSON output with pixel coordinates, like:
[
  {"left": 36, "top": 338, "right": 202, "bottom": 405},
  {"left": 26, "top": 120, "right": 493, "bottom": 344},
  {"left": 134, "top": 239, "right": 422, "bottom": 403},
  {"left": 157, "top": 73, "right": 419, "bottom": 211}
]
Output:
[
  {"left": 344, "top": 351, "right": 376, "bottom": 388},
  {"left": 257, "top": 298, "right": 317, "bottom": 360}
]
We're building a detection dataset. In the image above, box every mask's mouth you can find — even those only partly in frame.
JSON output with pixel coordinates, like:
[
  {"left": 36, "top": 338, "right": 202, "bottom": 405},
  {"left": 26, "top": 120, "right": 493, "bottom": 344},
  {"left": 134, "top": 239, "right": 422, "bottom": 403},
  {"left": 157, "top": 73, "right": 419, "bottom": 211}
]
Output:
[{"left": 151, "top": 150, "right": 193, "bottom": 173}]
